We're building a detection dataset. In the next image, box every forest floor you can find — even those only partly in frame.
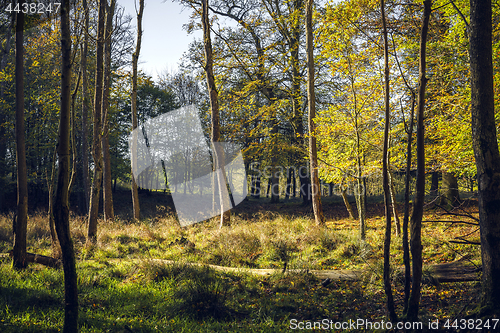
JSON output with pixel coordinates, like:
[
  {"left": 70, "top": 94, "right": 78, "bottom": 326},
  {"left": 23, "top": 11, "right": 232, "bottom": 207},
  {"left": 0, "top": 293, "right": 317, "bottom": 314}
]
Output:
[{"left": 0, "top": 191, "right": 488, "bottom": 332}]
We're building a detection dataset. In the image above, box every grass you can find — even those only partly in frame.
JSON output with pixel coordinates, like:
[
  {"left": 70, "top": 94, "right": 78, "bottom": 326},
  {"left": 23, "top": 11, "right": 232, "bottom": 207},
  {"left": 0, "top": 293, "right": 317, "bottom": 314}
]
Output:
[{"left": 0, "top": 193, "right": 483, "bottom": 332}]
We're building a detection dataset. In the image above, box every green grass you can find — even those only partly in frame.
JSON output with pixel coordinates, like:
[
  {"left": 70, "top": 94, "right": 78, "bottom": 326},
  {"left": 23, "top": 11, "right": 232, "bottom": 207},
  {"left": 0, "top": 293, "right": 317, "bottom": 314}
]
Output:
[{"left": 0, "top": 197, "right": 483, "bottom": 332}]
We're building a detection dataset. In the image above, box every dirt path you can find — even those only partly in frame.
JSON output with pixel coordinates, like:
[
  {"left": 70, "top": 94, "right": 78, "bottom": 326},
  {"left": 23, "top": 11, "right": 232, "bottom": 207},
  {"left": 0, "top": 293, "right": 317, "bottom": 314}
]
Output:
[
  {"left": 1, "top": 254, "right": 480, "bottom": 282},
  {"left": 105, "top": 258, "right": 479, "bottom": 282}
]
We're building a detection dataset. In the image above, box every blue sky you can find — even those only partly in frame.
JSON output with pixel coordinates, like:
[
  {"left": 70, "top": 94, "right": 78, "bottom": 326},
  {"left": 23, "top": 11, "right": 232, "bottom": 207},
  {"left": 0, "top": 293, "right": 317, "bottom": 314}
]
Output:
[{"left": 118, "top": 0, "right": 202, "bottom": 80}]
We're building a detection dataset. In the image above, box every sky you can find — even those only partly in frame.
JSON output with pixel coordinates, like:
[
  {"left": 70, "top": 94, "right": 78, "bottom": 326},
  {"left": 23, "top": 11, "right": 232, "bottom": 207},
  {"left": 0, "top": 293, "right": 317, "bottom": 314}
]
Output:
[{"left": 118, "top": 0, "right": 202, "bottom": 80}]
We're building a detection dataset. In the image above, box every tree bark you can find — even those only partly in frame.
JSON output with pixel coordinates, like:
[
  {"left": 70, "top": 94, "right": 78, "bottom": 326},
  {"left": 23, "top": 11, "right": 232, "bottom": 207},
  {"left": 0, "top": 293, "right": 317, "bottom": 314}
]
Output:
[
  {"left": 131, "top": 0, "right": 144, "bottom": 221},
  {"left": 430, "top": 171, "right": 439, "bottom": 199},
  {"left": 381, "top": 0, "right": 396, "bottom": 321},
  {"left": 202, "top": 0, "right": 230, "bottom": 227},
  {"left": 403, "top": 92, "right": 415, "bottom": 315},
  {"left": 407, "top": 0, "right": 431, "bottom": 321},
  {"left": 341, "top": 180, "right": 356, "bottom": 220},
  {"left": 0, "top": 12, "right": 13, "bottom": 213},
  {"left": 81, "top": 0, "right": 90, "bottom": 214},
  {"left": 54, "top": 1, "right": 79, "bottom": 330},
  {"left": 102, "top": 0, "right": 116, "bottom": 222},
  {"left": 88, "top": 0, "right": 106, "bottom": 242},
  {"left": 388, "top": 166, "right": 401, "bottom": 236},
  {"left": 469, "top": 0, "right": 500, "bottom": 315},
  {"left": 8, "top": 250, "right": 61, "bottom": 268},
  {"left": 305, "top": 0, "right": 324, "bottom": 226},
  {"left": 13, "top": 4, "right": 28, "bottom": 270},
  {"left": 440, "top": 171, "right": 460, "bottom": 209}
]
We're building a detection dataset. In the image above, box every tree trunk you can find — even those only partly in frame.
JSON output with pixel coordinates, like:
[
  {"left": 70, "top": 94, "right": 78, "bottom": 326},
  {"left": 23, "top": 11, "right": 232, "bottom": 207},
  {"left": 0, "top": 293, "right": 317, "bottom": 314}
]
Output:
[
  {"left": 355, "top": 175, "right": 366, "bottom": 240},
  {"left": 389, "top": 167, "right": 401, "bottom": 237},
  {"left": 341, "top": 181, "right": 356, "bottom": 220},
  {"left": 407, "top": 0, "right": 431, "bottom": 321},
  {"left": 13, "top": 5, "right": 28, "bottom": 270},
  {"left": 305, "top": 0, "right": 324, "bottom": 226},
  {"left": 440, "top": 171, "right": 460, "bottom": 209},
  {"left": 469, "top": 0, "right": 500, "bottom": 315},
  {"left": 0, "top": 12, "right": 13, "bottom": 213},
  {"left": 202, "top": 0, "right": 230, "bottom": 228},
  {"left": 54, "top": 1, "right": 79, "bottom": 330},
  {"left": 102, "top": 0, "right": 116, "bottom": 222},
  {"left": 88, "top": 0, "right": 106, "bottom": 242},
  {"left": 81, "top": 0, "right": 90, "bottom": 214},
  {"left": 270, "top": 164, "right": 280, "bottom": 203},
  {"left": 285, "top": 167, "right": 292, "bottom": 199},
  {"left": 381, "top": 0, "right": 397, "bottom": 321},
  {"left": 130, "top": 0, "right": 144, "bottom": 221},
  {"left": 289, "top": 0, "right": 307, "bottom": 206},
  {"left": 430, "top": 171, "right": 439, "bottom": 199},
  {"left": 403, "top": 93, "right": 415, "bottom": 315}
]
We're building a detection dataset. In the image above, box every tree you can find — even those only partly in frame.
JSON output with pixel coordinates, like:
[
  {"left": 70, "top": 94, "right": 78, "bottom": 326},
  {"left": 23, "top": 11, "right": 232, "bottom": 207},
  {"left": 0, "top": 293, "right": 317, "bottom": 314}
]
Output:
[
  {"left": 202, "top": 0, "right": 230, "bottom": 227},
  {"left": 131, "top": 0, "right": 144, "bottom": 221},
  {"left": 305, "top": 0, "right": 324, "bottom": 226},
  {"left": 53, "top": 0, "right": 78, "bottom": 330},
  {"left": 81, "top": 0, "right": 90, "bottom": 214},
  {"left": 13, "top": 0, "right": 28, "bottom": 270},
  {"left": 381, "top": 0, "right": 396, "bottom": 322},
  {"left": 88, "top": 0, "right": 106, "bottom": 242},
  {"left": 407, "top": 0, "right": 432, "bottom": 320},
  {"left": 102, "top": 0, "right": 117, "bottom": 221},
  {"left": 316, "top": 0, "right": 385, "bottom": 240},
  {"left": 469, "top": 0, "right": 500, "bottom": 316},
  {"left": 0, "top": 9, "right": 14, "bottom": 213}
]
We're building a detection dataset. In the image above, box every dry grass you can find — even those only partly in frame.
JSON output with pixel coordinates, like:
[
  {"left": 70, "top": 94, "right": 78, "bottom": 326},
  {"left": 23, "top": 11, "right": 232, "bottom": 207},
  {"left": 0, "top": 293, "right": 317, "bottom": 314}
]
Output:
[{"left": 0, "top": 198, "right": 481, "bottom": 274}]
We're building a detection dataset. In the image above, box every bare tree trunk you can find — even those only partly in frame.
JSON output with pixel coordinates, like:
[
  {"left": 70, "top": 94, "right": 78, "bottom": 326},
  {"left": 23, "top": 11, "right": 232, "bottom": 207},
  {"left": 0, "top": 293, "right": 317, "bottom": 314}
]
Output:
[
  {"left": 407, "top": 0, "right": 431, "bottom": 321},
  {"left": 341, "top": 180, "right": 356, "bottom": 220},
  {"left": 305, "top": 0, "right": 324, "bottom": 226},
  {"left": 81, "top": 0, "right": 90, "bottom": 213},
  {"left": 0, "top": 13, "right": 13, "bottom": 213},
  {"left": 202, "top": 0, "right": 230, "bottom": 228},
  {"left": 381, "top": 0, "right": 397, "bottom": 321},
  {"left": 469, "top": 0, "right": 500, "bottom": 315},
  {"left": 54, "top": 1, "right": 78, "bottom": 330},
  {"left": 102, "top": 0, "right": 116, "bottom": 222},
  {"left": 388, "top": 165, "right": 401, "bottom": 236},
  {"left": 131, "top": 0, "right": 144, "bottom": 221},
  {"left": 402, "top": 92, "right": 415, "bottom": 315},
  {"left": 88, "top": 0, "right": 106, "bottom": 242},
  {"left": 47, "top": 148, "right": 60, "bottom": 257},
  {"left": 430, "top": 171, "right": 439, "bottom": 199},
  {"left": 440, "top": 171, "right": 460, "bottom": 209},
  {"left": 13, "top": 5, "right": 28, "bottom": 269}
]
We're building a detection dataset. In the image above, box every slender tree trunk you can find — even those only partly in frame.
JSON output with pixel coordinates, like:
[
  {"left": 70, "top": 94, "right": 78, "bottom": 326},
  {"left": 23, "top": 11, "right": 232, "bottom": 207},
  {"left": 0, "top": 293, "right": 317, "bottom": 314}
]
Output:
[
  {"left": 407, "top": 0, "right": 431, "bottom": 321},
  {"left": 285, "top": 167, "right": 292, "bottom": 199},
  {"left": 469, "top": 0, "right": 500, "bottom": 315},
  {"left": 341, "top": 180, "right": 356, "bottom": 220},
  {"left": 305, "top": 0, "right": 324, "bottom": 226},
  {"left": 81, "top": 0, "right": 90, "bottom": 214},
  {"left": 131, "top": 0, "right": 144, "bottom": 221},
  {"left": 403, "top": 92, "right": 415, "bottom": 315},
  {"left": 202, "top": 0, "right": 230, "bottom": 227},
  {"left": 388, "top": 165, "right": 401, "bottom": 236},
  {"left": 0, "top": 13, "right": 13, "bottom": 213},
  {"left": 102, "top": 0, "right": 116, "bottom": 222},
  {"left": 88, "top": 0, "right": 106, "bottom": 242},
  {"left": 430, "top": 171, "right": 439, "bottom": 199},
  {"left": 270, "top": 163, "right": 280, "bottom": 203},
  {"left": 290, "top": 0, "right": 308, "bottom": 206},
  {"left": 13, "top": 5, "right": 28, "bottom": 270},
  {"left": 381, "top": 0, "right": 397, "bottom": 321},
  {"left": 54, "top": 1, "right": 78, "bottom": 330},
  {"left": 47, "top": 148, "right": 60, "bottom": 257}
]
